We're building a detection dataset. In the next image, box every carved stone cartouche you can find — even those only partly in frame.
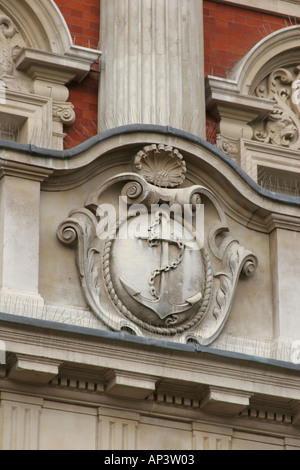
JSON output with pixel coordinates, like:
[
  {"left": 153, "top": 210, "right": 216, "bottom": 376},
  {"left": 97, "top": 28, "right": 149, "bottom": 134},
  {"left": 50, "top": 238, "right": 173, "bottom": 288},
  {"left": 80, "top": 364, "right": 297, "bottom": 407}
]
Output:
[{"left": 57, "top": 144, "right": 258, "bottom": 345}]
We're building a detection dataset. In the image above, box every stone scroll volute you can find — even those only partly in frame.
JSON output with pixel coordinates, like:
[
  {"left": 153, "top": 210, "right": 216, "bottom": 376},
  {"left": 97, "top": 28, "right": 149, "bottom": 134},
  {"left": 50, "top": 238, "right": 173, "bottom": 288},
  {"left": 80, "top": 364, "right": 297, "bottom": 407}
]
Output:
[
  {"left": 57, "top": 144, "right": 258, "bottom": 346},
  {"left": 253, "top": 66, "right": 300, "bottom": 149}
]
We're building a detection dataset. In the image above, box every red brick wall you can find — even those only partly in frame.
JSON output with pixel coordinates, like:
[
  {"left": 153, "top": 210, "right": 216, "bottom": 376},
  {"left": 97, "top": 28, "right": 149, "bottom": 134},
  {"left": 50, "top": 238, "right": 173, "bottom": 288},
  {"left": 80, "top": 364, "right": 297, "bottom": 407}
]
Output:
[
  {"left": 204, "top": 0, "right": 299, "bottom": 143},
  {"left": 54, "top": 0, "right": 100, "bottom": 148},
  {"left": 203, "top": 1, "right": 291, "bottom": 78}
]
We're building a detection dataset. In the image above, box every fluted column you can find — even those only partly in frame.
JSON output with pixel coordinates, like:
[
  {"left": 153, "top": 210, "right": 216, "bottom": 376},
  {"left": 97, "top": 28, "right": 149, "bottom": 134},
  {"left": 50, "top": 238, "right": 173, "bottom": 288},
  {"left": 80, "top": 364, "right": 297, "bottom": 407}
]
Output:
[{"left": 99, "top": 0, "right": 205, "bottom": 137}]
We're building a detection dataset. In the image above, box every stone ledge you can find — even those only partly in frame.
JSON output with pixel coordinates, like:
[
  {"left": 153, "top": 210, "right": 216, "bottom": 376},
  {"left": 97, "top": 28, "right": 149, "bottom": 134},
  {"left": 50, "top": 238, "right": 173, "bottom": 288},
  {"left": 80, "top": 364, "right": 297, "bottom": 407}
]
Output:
[
  {"left": 200, "top": 386, "right": 252, "bottom": 416},
  {"left": 15, "top": 47, "right": 100, "bottom": 84},
  {"left": 213, "top": 0, "right": 300, "bottom": 17},
  {"left": 7, "top": 354, "right": 61, "bottom": 385},
  {"left": 1, "top": 314, "right": 300, "bottom": 411},
  {"left": 105, "top": 371, "right": 157, "bottom": 400}
]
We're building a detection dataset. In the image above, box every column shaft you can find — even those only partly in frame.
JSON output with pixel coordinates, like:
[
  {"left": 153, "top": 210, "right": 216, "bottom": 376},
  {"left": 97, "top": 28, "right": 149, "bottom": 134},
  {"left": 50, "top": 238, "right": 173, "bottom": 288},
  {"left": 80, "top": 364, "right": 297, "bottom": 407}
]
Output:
[{"left": 99, "top": 0, "right": 205, "bottom": 137}]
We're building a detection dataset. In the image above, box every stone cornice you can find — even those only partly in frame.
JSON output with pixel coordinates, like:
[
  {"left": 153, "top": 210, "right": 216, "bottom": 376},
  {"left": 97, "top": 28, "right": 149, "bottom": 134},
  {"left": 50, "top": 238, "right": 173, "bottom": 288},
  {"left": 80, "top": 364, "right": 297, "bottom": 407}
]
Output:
[
  {"left": 1, "top": 312, "right": 300, "bottom": 421},
  {"left": 0, "top": 158, "right": 53, "bottom": 182},
  {"left": 15, "top": 47, "right": 101, "bottom": 84},
  {"left": 209, "top": 0, "right": 300, "bottom": 18},
  {"left": 205, "top": 75, "right": 274, "bottom": 122},
  {"left": 0, "top": 124, "right": 296, "bottom": 200}
]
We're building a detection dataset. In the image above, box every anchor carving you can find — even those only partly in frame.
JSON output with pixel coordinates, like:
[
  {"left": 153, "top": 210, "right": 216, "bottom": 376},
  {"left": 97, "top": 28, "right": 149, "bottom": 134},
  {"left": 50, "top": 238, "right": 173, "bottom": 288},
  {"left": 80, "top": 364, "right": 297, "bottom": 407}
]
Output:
[
  {"left": 57, "top": 154, "right": 258, "bottom": 343},
  {"left": 120, "top": 211, "right": 202, "bottom": 320}
]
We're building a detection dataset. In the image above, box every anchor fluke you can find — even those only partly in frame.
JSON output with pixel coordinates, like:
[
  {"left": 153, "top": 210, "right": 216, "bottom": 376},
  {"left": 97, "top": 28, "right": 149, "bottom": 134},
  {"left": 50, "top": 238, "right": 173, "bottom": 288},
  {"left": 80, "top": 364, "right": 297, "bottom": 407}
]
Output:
[
  {"left": 120, "top": 278, "right": 141, "bottom": 297},
  {"left": 186, "top": 292, "right": 202, "bottom": 305},
  {"left": 120, "top": 277, "right": 202, "bottom": 320}
]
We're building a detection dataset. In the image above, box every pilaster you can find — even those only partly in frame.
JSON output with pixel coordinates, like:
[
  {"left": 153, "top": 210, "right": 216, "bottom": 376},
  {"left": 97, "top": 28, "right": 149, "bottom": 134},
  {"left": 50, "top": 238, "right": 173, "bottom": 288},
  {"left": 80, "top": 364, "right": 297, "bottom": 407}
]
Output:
[
  {"left": 98, "top": 407, "right": 140, "bottom": 450},
  {"left": 192, "top": 423, "right": 233, "bottom": 450},
  {"left": 0, "top": 392, "right": 43, "bottom": 450},
  {"left": 270, "top": 228, "right": 300, "bottom": 339},
  {"left": 0, "top": 158, "right": 52, "bottom": 306}
]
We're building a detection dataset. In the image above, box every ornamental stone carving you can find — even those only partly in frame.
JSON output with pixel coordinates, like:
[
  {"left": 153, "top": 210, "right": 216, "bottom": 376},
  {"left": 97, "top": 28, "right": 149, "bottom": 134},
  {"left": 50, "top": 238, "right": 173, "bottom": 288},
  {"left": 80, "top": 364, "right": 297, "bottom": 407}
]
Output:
[
  {"left": 206, "top": 26, "right": 300, "bottom": 192},
  {"left": 0, "top": 10, "right": 29, "bottom": 91},
  {"left": 52, "top": 102, "right": 76, "bottom": 126},
  {"left": 253, "top": 66, "right": 300, "bottom": 149},
  {"left": 57, "top": 145, "right": 258, "bottom": 346},
  {"left": 216, "top": 135, "right": 239, "bottom": 161},
  {"left": 134, "top": 144, "right": 187, "bottom": 188}
]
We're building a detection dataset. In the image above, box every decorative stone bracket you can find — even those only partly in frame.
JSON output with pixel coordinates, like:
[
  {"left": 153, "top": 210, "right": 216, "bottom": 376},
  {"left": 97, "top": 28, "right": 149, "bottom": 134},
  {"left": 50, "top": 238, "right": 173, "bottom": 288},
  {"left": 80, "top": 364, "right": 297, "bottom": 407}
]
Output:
[{"left": 205, "top": 75, "right": 274, "bottom": 162}]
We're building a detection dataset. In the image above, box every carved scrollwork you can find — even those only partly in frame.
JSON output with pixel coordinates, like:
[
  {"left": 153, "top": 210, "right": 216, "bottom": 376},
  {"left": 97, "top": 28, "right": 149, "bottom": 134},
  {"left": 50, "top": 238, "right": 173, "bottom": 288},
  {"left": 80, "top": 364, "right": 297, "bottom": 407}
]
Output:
[
  {"left": 57, "top": 208, "right": 113, "bottom": 327},
  {"left": 56, "top": 223, "right": 77, "bottom": 246},
  {"left": 198, "top": 244, "right": 258, "bottom": 345},
  {"left": 216, "top": 135, "right": 239, "bottom": 160},
  {"left": 0, "top": 10, "right": 30, "bottom": 92},
  {"left": 0, "top": 15, "right": 18, "bottom": 39},
  {"left": 121, "top": 180, "right": 144, "bottom": 200},
  {"left": 53, "top": 102, "right": 76, "bottom": 126},
  {"left": 242, "top": 255, "right": 258, "bottom": 277},
  {"left": 253, "top": 66, "right": 300, "bottom": 149}
]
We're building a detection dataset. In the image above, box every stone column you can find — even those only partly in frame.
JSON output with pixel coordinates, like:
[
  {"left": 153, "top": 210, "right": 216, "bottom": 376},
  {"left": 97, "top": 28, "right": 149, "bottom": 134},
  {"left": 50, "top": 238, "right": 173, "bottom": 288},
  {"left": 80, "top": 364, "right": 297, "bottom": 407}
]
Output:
[{"left": 99, "top": 0, "right": 205, "bottom": 137}]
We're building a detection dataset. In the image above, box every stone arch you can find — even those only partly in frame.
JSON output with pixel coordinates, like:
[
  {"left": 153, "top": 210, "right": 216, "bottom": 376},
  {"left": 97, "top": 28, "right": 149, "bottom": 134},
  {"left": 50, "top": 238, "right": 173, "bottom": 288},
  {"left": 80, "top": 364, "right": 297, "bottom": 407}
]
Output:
[
  {"left": 0, "top": 0, "right": 73, "bottom": 54},
  {"left": 206, "top": 25, "right": 300, "bottom": 196},
  {"left": 229, "top": 25, "right": 300, "bottom": 95},
  {"left": 0, "top": 0, "right": 100, "bottom": 150}
]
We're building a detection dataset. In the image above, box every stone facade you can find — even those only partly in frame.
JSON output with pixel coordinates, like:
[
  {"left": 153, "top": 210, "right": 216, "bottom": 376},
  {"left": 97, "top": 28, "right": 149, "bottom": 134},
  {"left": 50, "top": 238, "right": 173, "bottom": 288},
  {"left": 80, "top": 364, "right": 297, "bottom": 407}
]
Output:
[{"left": 0, "top": 0, "right": 300, "bottom": 451}]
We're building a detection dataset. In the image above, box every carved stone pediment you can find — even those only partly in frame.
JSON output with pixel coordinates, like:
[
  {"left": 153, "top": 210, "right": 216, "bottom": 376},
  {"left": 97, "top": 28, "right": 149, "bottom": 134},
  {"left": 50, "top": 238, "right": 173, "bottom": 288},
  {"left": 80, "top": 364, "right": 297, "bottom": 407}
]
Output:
[{"left": 57, "top": 144, "right": 258, "bottom": 346}]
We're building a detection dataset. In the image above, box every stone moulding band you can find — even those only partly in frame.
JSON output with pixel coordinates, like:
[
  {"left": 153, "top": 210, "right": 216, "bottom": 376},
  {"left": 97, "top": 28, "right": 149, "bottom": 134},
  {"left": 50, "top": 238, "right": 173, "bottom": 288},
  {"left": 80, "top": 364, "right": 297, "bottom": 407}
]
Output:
[
  {"left": 0, "top": 310, "right": 299, "bottom": 371},
  {"left": 0, "top": 123, "right": 299, "bottom": 206}
]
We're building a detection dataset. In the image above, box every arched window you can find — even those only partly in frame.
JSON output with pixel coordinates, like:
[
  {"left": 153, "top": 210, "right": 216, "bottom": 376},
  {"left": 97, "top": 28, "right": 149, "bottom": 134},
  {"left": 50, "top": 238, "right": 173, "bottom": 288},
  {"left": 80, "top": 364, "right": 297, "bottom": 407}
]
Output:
[
  {"left": 206, "top": 25, "right": 300, "bottom": 196},
  {"left": 0, "top": 0, "right": 100, "bottom": 149}
]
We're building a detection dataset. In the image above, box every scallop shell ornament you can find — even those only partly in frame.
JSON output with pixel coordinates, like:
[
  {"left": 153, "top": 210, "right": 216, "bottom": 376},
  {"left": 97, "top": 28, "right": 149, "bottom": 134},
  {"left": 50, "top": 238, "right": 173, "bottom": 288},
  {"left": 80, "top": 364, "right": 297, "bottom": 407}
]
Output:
[{"left": 134, "top": 144, "right": 186, "bottom": 188}]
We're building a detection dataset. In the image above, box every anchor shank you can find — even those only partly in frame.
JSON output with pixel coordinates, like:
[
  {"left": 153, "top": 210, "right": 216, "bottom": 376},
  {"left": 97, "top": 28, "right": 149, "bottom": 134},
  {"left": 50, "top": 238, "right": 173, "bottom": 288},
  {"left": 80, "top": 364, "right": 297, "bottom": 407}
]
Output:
[{"left": 159, "top": 240, "right": 170, "bottom": 300}]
